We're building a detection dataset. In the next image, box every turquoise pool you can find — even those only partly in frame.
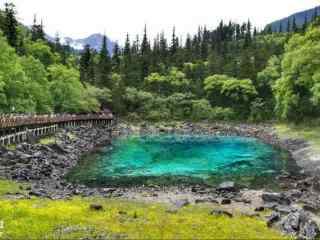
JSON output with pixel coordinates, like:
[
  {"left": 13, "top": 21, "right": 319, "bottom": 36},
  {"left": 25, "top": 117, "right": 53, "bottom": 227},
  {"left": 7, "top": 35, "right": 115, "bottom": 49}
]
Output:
[{"left": 67, "top": 134, "right": 298, "bottom": 188}]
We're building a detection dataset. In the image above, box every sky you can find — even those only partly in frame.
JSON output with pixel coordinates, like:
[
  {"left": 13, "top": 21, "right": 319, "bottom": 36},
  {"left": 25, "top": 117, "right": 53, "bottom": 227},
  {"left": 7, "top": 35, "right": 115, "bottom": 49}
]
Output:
[{"left": 0, "top": 0, "right": 319, "bottom": 43}]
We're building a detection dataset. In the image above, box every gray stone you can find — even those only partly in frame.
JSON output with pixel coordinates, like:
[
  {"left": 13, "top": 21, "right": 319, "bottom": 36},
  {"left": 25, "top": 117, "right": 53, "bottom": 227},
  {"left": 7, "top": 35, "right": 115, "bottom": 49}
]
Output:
[
  {"left": 262, "top": 192, "right": 291, "bottom": 205},
  {"left": 217, "top": 181, "right": 236, "bottom": 192},
  {"left": 299, "top": 219, "right": 320, "bottom": 240},
  {"left": 281, "top": 212, "right": 301, "bottom": 235},
  {"left": 174, "top": 199, "right": 190, "bottom": 209},
  {"left": 266, "top": 212, "right": 281, "bottom": 227},
  {"left": 210, "top": 209, "right": 233, "bottom": 218}
]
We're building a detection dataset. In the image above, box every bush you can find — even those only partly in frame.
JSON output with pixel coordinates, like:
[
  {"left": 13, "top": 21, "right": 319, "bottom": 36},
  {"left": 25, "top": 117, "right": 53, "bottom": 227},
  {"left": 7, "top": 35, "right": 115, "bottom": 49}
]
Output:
[
  {"left": 146, "top": 109, "right": 170, "bottom": 122},
  {"left": 210, "top": 107, "right": 236, "bottom": 121},
  {"left": 191, "top": 99, "right": 212, "bottom": 121}
]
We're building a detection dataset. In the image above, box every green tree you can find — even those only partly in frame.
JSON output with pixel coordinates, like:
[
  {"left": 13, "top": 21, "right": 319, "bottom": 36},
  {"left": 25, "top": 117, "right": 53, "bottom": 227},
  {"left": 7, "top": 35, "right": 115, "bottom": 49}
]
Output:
[
  {"left": 204, "top": 74, "right": 257, "bottom": 117},
  {"left": 274, "top": 26, "right": 320, "bottom": 120},
  {"left": 112, "top": 42, "right": 121, "bottom": 72},
  {"left": 97, "top": 36, "right": 111, "bottom": 86},
  {"left": 79, "top": 44, "right": 95, "bottom": 84},
  {"left": 31, "top": 15, "right": 45, "bottom": 41},
  {"left": 3, "top": 3, "right": 18, "bottom": 48}
]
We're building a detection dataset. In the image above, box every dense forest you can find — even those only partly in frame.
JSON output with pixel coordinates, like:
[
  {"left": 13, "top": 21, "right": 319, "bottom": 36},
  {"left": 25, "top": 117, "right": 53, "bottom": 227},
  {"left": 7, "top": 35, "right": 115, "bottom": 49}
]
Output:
[{"left": 0, "top": 3, "right": 320, "bottom": 122}]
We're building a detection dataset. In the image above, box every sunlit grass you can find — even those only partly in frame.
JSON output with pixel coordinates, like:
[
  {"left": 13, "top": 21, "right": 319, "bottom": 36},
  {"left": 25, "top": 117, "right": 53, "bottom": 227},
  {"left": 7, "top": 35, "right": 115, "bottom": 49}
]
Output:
[
  {"left": 275, "top": 123, "right": 320, "bottom": 151},
  {"left": 0, "top": 197, "right": 287, "bottom": 240},
  {"left": 0, "top": 180, "right": 28, "bottom": 196},
  {"left": 38, "top": 136, "right": 56, "bottom": 145}
]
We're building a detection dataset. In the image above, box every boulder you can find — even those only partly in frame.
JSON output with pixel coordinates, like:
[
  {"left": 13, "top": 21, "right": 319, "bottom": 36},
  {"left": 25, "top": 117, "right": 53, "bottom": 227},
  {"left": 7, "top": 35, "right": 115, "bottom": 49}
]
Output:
[
  {"left": 174, "top": 199, "right": 190, "bottom": 209},
  {"left": 262, "top": 192, "right": 291, "bottom": 205},
  {"left": 281, "top": 212, "right": 301, "bottom": 235},
  {"left": 299, "top": 219, "right": 320, "bottom": 240},
  {"left": 266, "top": 212, "right": 281, "bottom": 227},
  {"left": 280, "top": 210, "right": 320, "bottom": 239},
  {"left": 220, "top": 198, "right": 231, "bottom": 205},
  {"left": 217, "top": 181, "right": 236, "bottom": 192}
]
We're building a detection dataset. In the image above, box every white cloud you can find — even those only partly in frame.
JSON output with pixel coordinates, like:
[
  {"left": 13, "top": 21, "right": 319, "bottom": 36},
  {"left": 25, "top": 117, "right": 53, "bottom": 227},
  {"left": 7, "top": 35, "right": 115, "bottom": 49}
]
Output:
[{"left": 1, "top": 0, "right": 319, "bottom": 43}]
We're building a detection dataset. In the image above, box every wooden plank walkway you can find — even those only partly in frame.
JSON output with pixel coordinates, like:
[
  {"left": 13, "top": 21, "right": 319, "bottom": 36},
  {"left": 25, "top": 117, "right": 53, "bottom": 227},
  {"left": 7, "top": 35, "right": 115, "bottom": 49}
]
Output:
[{"left": 0, "top": 113, "right": 114, "bottom": 146}]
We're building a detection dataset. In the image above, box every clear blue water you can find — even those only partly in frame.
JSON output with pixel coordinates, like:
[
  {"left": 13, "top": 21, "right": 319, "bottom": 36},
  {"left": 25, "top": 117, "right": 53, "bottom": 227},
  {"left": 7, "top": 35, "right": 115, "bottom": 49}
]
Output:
[{"left": 67, "top": 134, "right": 298, "bottom": 188}]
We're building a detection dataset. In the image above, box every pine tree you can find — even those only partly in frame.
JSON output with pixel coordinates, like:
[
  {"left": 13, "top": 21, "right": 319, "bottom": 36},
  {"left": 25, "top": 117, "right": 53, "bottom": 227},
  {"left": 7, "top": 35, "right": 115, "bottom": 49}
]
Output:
[
  {"left": 287, "top": 18, "right": 291, "bottom": 32},
  {"left": 279, "top": 22, "right": 283, "bottom": 33},
  {"left": 3, "top": 3, "right": 18, "bottom": 48},
  {"left": 313, "top": 7, "right": 318, "bottom": 21},
  {"left": 170, "top": 26, "right": 178, "bottom": 57},
  {"left": 123, "top": 33, "right": 131, "bottom": 59},
  {"left": 140, "top": 25, "right": 150, "bottom": 80},
  {"left": 244, "top": 20, "right": 252, "bottom": 48},
  {"left": 159, "top": 31, "right": 168, "bottom": 63},
  {"left": 292, "top": 17, "right": 298, "bottom": 32},
  {"left": 80, "top": 44, "right": 95, "bottom": 84},
  {"left": 141, "top": 25, "right": 150, "bottom": 56},
  {"left": 31, "top": 15, "right": 45, "bottom": 41},
  {"left": 302, "top": 15, "right": 308, "bottom": 32},
  {"left": 97, "top": 36, "right": 111, "bottom": 86},
  {"left": 185, "top": 34, "right": 192, "bottom": 62},
  {"left": 112, "top": 42, "right": 121, "bottom": 72}
]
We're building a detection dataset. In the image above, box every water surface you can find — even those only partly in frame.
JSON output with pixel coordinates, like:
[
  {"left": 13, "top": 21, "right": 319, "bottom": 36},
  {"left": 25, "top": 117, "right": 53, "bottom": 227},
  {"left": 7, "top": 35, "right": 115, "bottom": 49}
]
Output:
[{"left": 67, "top": 134, "right": 298, "bottom": 188}]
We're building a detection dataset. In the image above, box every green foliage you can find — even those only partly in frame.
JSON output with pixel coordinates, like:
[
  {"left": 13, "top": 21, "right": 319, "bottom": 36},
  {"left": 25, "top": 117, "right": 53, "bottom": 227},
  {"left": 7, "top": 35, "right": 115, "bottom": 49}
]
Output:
[
  {"left": 48, "top": 64, "right": 99, "bottom": 113},
  {"left": 145, "top": 68, "right": 189, "bottom": 96},
  {"left": 25, "top": 40, "right": 58, "bottom": 67},
  {"left": 191, "top": 99, "right": 212, "bottom": 120},
  {"left": 0, "top": 33, "right": 39, "bottom": 113},
  {"left": 274, "top": 25, "right": 320, "bottom": 120},
  {"left": 204, "top": 74, "right": 257, "bottom": 117},
  {"left": 210, "top": 107, "right": 236, "bottom": 121}
]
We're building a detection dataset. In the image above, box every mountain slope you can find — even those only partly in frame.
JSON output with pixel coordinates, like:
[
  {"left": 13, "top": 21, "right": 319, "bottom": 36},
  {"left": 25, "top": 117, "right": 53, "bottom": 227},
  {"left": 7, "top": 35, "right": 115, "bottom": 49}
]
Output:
[
  {"left": 268, "top": 5, "right": 320, "bottom": 32},
  {"left": 47, "top": 33, "right": 115, "bottom": 53},
  {"left": 64, "top": 34, "right": 115, "bottom": 53}
]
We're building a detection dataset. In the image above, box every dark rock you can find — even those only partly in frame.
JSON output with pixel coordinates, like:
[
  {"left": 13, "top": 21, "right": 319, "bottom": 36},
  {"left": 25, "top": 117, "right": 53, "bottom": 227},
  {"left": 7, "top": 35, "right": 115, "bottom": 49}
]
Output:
[
  {"left": 89, "top": 204, "right": 103, "bottom": 211},
  {"left": 281, "top": 212, "right": 301, "bottom": 235},
  {"left": 275, "top": 205, "right": 296, "bottom": 214},
  {"left": 312, "top": 176, "right": 320, "bottom": 192},
  {"left": 220, "top": 198, "right": 231, "bottom": 205},
  {"left": 262, "top": 192, "right": 291, "bottom": 205},
  {"left": 174, "top": 199, "right": 190, "bottom": 209},
  {"left": 303, "top": 204, "right": 319, "bottom": 213},
  {"left": 254, "top": 206, "right": 265, "bottom": 212},
  {"left": 217, "top": 181, "right": 236, "bottom": 192},
  {"left": 210, "top": 209, "right": 233, "bottom": 218},
  {"left": 266, "top": 212, "right": 281, "bottom": 227}
]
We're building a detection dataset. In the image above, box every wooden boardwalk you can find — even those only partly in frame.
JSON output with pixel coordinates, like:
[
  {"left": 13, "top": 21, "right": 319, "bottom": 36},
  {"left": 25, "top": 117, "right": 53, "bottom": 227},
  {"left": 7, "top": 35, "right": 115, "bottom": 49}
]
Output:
[{"left": 0, "top": 113, "right": 114, "bottom": 145}]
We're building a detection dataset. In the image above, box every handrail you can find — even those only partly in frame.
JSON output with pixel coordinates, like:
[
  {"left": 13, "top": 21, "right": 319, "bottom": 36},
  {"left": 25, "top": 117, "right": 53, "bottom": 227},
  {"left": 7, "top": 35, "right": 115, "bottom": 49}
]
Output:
[{"left": 0, "top": 113, "right": 113, "bottom": 129}]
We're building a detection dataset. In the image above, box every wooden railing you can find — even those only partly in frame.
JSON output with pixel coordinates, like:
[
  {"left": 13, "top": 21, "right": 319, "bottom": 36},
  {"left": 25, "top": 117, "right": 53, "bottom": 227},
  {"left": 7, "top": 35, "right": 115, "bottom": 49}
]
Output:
[
  {"left": 0, "top": 113, "right": 115, "bottom": 145},
  {"left": 0, "top": 113, "right": 113, "bottom": 129}
]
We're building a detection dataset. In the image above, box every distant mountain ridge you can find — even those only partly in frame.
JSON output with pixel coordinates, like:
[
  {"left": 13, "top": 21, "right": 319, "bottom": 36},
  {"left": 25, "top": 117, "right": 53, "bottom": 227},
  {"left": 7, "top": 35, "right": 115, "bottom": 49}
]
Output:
[
  {"left": 268, "top": 5, "right": 320, "bottom": 32},
  {"left": 47, "top": 33, "right": 115, "bottom": 53}
]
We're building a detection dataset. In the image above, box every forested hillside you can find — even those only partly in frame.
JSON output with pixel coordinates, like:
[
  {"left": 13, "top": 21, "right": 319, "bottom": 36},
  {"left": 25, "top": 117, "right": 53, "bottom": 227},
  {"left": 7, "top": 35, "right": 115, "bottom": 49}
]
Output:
[{"left": 0, "top": 2, "right": 320, "bottom": 122}]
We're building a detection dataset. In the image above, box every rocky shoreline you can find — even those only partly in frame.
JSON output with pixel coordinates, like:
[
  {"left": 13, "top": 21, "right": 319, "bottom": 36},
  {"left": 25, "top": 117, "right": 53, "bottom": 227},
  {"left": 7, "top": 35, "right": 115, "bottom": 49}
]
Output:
[{"left": 0, "top": 122, "right": 320, "bottom": 239}]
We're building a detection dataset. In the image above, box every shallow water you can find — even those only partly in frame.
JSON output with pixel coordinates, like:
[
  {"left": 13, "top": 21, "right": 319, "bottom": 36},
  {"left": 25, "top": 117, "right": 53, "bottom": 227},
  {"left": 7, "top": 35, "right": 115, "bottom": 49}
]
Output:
[{"left": 67, "top": 134, "right": 299, "bottom": 188}]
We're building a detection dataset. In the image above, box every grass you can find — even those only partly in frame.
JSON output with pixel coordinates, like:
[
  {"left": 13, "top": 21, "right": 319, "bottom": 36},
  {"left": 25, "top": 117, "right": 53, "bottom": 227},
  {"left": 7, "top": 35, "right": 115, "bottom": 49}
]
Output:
[
  {"left": 0, "top": 180, "right": 28, "bottom": 196},
  {"left": 0, "top": 197, "right": 287, "bottom": 240},
  {"left": 38, "top": 136, "right": 56, "bottom": 145},
  {"left": 275, "top": 122, "right": 320, "bottom": 150},
  {"left": 5, "top": 144, "right": 16, "bottom": 151},
  {"left": 0, "top": 180, "right": 286, "bottom": 240}
]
